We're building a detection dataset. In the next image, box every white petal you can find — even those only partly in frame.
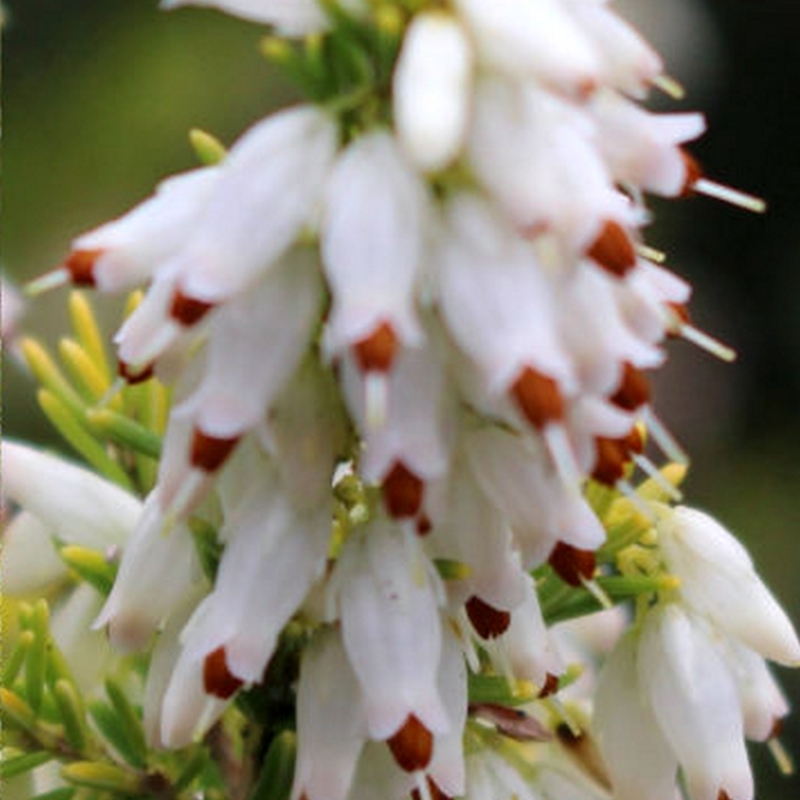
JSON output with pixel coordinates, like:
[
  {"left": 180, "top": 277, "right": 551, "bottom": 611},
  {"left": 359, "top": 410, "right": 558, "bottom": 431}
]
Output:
[
  {"left": 594, "top": 632, "right": 678, "bottom": 800},
  {"left": 2, "top": 441, "right": 140, "bottom": 549},
  {"left": 393, "top": 12, "right": 473, "bottom": 172},
  {"left": 337, "top": 520, "right": 448, "bottom": 739},
  {"left": 1, "top": 512, "right": 67, "bottom": 595},
  {"left": 161, "top": 0, "right": 329, "bottom": 36},
  {"left": 177, "top": 105, "right": 337, "bottom": 302},
  {"left": 322, "top": 131, "right": 428, "bottom": 351},
  {"left": 95, "top": 491, "right": 203, "bottom": 652},
  {"left": 659, "top": 506, "right": 800, "bottom": 666},
  {"left": 292, "top": 628, "right": 368, "bottom": 800},
  {"left": 639, "top": 605, "right": 754, "bottom": 800}
]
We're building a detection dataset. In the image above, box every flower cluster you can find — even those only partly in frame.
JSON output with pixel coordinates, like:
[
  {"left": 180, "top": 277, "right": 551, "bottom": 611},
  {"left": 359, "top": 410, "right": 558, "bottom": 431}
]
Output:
[{"left": 4, "top": 2, "right": 796, "bottom": 800}]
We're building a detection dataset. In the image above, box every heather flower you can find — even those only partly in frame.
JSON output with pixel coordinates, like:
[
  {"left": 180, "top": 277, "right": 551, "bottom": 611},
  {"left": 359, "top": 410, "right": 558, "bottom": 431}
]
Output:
[{"left": 5, "top": 2, "right": 796, "bottom": 800}]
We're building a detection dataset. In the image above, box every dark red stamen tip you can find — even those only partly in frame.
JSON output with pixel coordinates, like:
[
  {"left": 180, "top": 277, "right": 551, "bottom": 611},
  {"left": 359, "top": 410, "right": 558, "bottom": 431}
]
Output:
[
  {"left": 387, "top": 714, "right": 433, "bottom": 773},
  {"left": 411, "top": 777, "right": 451, "bottom": 800},
  {"left": 591, "top": 432, "right": 641, "bottom": 487},
  {"left": 383, "top": 461, "right": 425, "bottom": 519},
  {"left": 416, "top": 514, "right": 432, "bottom": 536},
  {"left": 64, "top": 249, "right": 103, "bottom": 286},
  {"left": 680, "top": 150, "right": 704, "bottom": 197},
  {"left": 549, "top": 542, "right": 596, "bottom": 587},
  {"left": 538, "top": 672, "right": 560, "bottom": 698},
  {"left": 190, "top": 428, "right": 240, "bottom": 473},
  {"left": 170, "top": 290, "right": 215, "bottom": 326},
  {"left": 465, "top": 595, "right": 511, "bottom": 640},
  {"left": 353, "top": 321, "right": 399, "bottom": 373},
  {"left": 117, "top": 359, "right": 154, "bottom": 384},
  {"left": 511, "top": 366, "right": 564, "bottom": 430},
  {"left": 610, "top": 362, "right": 651, "bottom": 411},
  {"left": 203, "top": 647, "right": 243, "bottom": 699},
  {"left": 587, "top": 220, "right": 637, "bottom": 277}
]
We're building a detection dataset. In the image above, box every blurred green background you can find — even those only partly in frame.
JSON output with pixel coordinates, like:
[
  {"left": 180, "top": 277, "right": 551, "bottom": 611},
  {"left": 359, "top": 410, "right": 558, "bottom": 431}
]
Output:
[{"left": 4, "top": 0, "right": 800, "bottom": 796}]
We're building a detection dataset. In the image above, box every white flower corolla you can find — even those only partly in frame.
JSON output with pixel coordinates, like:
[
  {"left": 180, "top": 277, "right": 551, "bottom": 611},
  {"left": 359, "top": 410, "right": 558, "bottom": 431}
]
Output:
[
  {"left": 2, "top": 441, "right": 141, "bottom": 550},
  {"left": 94, "top": 491, "right": 204, "bottom": 653},
  {"left": 321, "top": 130, "right": 429, "bottom": 358},
  {"left": 292, "top": 628, "right": 369, "bottom": 800},
  {"left": 161, "top": 0, "right": 367, "bottom": 35},
  {"left": 454, "top": 0, "right": 601, "bottom": 98},
  {"left": 2, "top": 512, "right": 69, "bottom": 595},
  {"left": 332, "top": 518, "right": 448, "bottom": 742},
  {"left": 174, "top": 105, "right": 337, "bottom": 304},
  {"left": 638, "top": 605, "right": 754, "bottom": 800},
  {"left": 393, "top": 11, "right": 474, "bottom": 173},
  {"left": 68, "top": 167, "right": 221, "bottom": 292},
  {"left": 656, "top": 506, "right": 800, "bottom": 666}
]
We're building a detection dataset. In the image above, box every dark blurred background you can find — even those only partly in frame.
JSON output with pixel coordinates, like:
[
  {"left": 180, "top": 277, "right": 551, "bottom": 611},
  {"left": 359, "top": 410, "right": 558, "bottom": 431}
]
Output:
[{"left": 4, "top": 0, "right": 800, "bottom": 795}]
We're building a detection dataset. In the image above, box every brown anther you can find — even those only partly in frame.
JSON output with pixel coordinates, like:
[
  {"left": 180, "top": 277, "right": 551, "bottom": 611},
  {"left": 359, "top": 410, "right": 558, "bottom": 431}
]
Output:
[
  {"left": 190, "top": 428, "right": 241, "bottom": 473},
  {"left": 353, "top": 321, "right": 399, "bottom": 373},
  {"left": 511, "top": 367, "right": 564, "bottom": 430},
  {"left": 465, "top": 595, "right": 511, "bottom": 640},
  {"left": 383, "top": 461, "right": 425, "bottom": 519},
  {"left": 665, "top": 301, "right": 692, "bottom": 337},
  {"left": 718, "top": 792, "right": 732, "bottom": 800},
  {"left": 610, "top": 363, "right": 651, "bottom": 411},
  {"left": 170, "top": 290, "right": 215, "bottom": 326},
  {"left": 64, "top": 249, "right": 102, "bottom": 286},
  {"left": 411, "top": 777, "right": 451, "bottom": 800},
  {"left": 586, "top": 220, "right": 637, "bottom": 277},
  {"left": 621, "top": 426, "right": 644, "bottom": 455},
  {"left": 387, "top": 714, "right": 433, "bottom": 773},
  {"left": 416, "top": 514, "right": 432, "bottom": 536},
  {"left": 680, "top": 150, "right": 704, "bottom": 196},
  {"left": 591, "top": 436, "right": 631, "bottom": 486},
  {"left": 770, "top": 718, "right": 784, "bottom": 738},
  {"left": 548, "top": 542, "right": 596, "bottom": 587},
  {"left": 203, "top": 647, "right": 244, "bottom": 699},
  {"left": 117, "top": 359, "right": 154, "bottom": 384},
  {"left": 538, "top": 672, "right": 560, "bottom": 699}
]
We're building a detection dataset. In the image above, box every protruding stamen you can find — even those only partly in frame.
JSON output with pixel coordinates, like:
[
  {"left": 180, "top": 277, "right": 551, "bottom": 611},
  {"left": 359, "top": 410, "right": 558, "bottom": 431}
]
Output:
[
  {"left": 465, "top": 595, "right": 511, "bottom": 640},
  {"left": 610, "top": 362, "right": 651, "bottom": 411},
  {"left": 364, "top": 371, "right": 389, "bottom": 430},
  {"left": 24, "top": 269, "right": 71, "bottom": 296},
  {"left": 96, "top": 376, "right": 126, "bottom": 409},
  {"left": 353, "top": 321, "right": 399, "bottom": 372},
  {"left": 632, "top": 453, "right": 683, "bottom": 501},
  {"left": 642, "top": 408, "right": 689, "bottom": 465},
  {"left": 548, "top": 542, "right": 596, "bottom": 587},
  {"left": 511, "top": 367, "right": 565, "bottom": 430},
  {"left": 170, "top": 290, "right": 215, "bottom": 326},
  {"left": 579, "top": 576, "right": 613, "bottom": 610},
  {"left": 636, "top": 243, "right": 667, "bottom": 264},
  {"left": 117, "top": 359, "right": 155, "bottom": 384},
  {"left": 768, "top": 730, "right": 794, "bottom": 776},
  {"left": 190, "top": 428, "right": 241, "bottom": 473},
  {"left": 383, "top": 461, "right": 425, "bottom": 519},
  {"left": 542, "top": 424, "right": 582, "bottom": 491},
  {"left": 652, "top": 73, "right": 685, "bottom": 100},
  {"left": 692, "top": 178, "right": 766, "bottom": 213},
  {"left": 681, "top": 152, "right": 766, "bottom": 212},
  {"left": 677, "top": 323, "right": 738, "bottom": 363},
  {"left": 203, "top": 647, "right": 244, "bottom": 699},
  {"left": 387, "top": 714, "right": 433, "bottom": 773},
  {"left": 416, "top": 514, "right": 432, "bottom": 536},
  {"left": 411, "top": 775, "right": 452, "bottom": 800},
  {"left": 586, "top": 220, "right": 637, "bottom": 277},
  {"left": 617, "top": 479, "right": 657, "bottom": 522}
]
